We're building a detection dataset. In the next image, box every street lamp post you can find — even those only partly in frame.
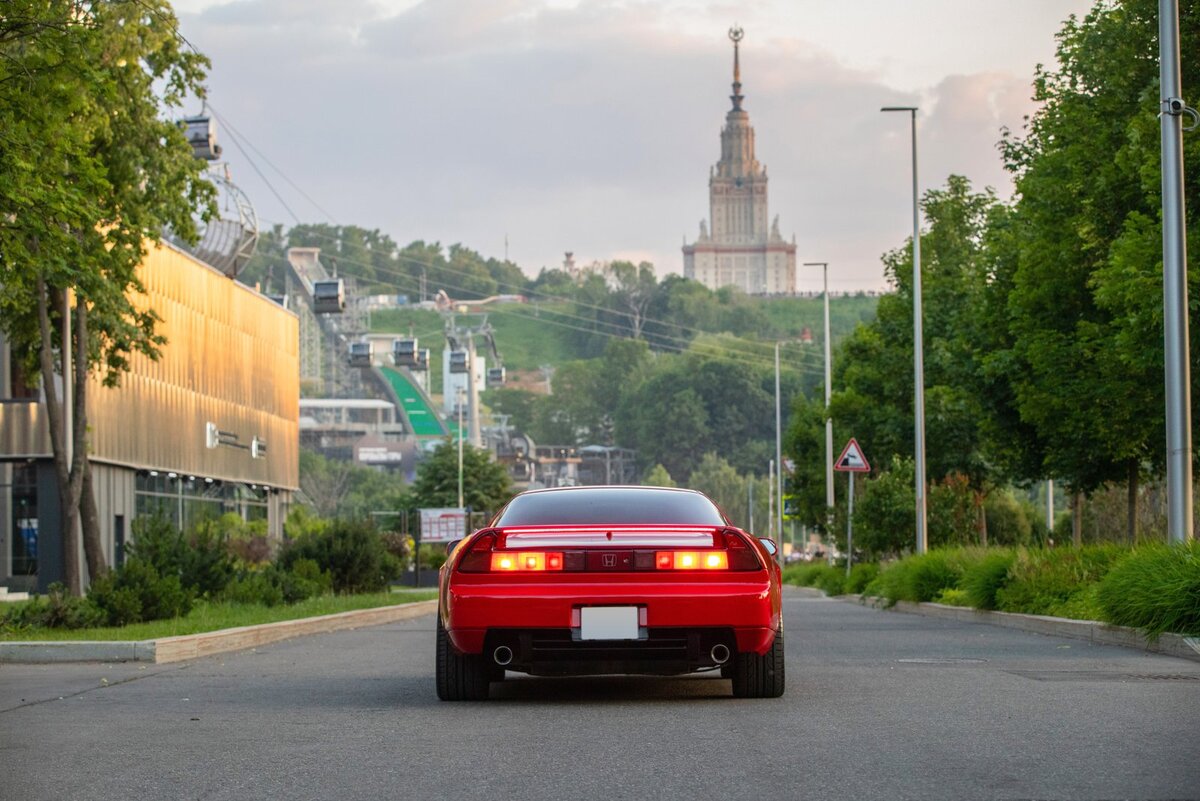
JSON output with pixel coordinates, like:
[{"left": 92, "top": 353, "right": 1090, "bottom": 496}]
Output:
[
  {"left": 881, "top": 106, "right": 928, "bottom": 554},
  {"left": 803, "top": 262, "right": 834, "bottom": 547},
  {"left": 1159, "top": 0, "right": 1194, "bottom": 543},
  {"left": 457, "top": 387, "right": 465, "bottom": 509},
  {"left": 774, "top": 341, "right": 783, "bottom": 562}
]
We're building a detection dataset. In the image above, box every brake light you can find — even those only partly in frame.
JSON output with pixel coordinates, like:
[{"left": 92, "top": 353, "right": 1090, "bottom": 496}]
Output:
[
  {"left": 723, "top": 529, "right": 764, "bottom": 571},
  {"left": 655, "top": 550, "right": 728, "bottom": 570},
  {"left": 456, "top": 532, "right": 498, "bottom": 572},
  {"left": 490, "top": 551, "right": 563, "bottom": 572}
]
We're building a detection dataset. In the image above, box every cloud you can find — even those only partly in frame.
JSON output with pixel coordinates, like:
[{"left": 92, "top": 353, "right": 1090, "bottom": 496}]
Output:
[{"left": 180, "top": 0, "right": 1046, "bottom": 289}]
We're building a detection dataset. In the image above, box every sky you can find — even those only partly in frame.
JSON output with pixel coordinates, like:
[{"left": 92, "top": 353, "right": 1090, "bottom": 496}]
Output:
[{"left": 174, "top": 0, "right": 1096, "bottom": 291}]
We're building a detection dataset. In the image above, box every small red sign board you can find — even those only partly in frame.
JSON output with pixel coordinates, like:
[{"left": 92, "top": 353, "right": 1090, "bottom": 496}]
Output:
[{"left": 834, "top": 438, "right": 871, "bottom": 473}]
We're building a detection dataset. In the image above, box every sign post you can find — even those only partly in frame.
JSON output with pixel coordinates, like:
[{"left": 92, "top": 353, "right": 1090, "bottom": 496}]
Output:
[{"left": 833, "top": 438, "right": 871, "bottom": 576}]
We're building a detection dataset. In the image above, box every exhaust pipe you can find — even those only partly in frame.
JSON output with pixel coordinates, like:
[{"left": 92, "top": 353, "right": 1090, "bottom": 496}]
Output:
[
  {"left": 710, "top": 644, "right": 730, "bottom": 665},
  {"left": 493, "top": 645, "right": 514, "bottom": 666}
]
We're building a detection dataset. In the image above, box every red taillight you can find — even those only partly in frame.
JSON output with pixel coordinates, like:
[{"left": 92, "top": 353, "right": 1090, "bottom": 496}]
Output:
[
  {"left": 490, "top": 551, "right": 563, "bottom": 572},
  {"left": 456, "top": 532, "right": 496, "bottom": 572},
  {"left": 654, "top": 550, "right": 729, "bottom": 570},
  {"left": 723, "top": 529, "right": 764, "bottom": 571}
]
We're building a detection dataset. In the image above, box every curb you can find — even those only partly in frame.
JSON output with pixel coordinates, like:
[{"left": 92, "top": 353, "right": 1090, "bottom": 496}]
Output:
[
  {"left": 0, "top": 599, "right": 437, "bottom": 665},
  {"left": 840, "top": 593, "right": 1200, "bottom": 664}
]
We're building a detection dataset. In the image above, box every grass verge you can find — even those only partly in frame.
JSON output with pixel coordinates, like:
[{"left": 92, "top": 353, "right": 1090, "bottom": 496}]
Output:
[{"left": 0, "top": 589, "right": 437, "bottom": 642}]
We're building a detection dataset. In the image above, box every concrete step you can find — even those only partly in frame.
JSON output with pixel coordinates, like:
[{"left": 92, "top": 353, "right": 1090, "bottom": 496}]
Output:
[{"left": 0, "top": 591, "right": 30, "bottom": 602}]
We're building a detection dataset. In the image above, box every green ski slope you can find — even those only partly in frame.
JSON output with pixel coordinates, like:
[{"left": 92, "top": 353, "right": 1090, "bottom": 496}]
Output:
[{"left": 379, "top": 366, "right": 449, "bottom": 438}]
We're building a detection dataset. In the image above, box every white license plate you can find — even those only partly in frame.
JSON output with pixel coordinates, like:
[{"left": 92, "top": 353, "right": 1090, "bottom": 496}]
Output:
[{"left": 579, "top": 606, "right": 639, "bottom": 640}]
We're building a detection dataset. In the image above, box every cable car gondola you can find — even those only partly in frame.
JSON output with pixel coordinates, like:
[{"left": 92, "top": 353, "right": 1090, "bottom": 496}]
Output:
[
  {"left": 181, "top": 115, "right": 222, "bottom": 161},
  {"left": 312, "top": 279, "right": 345, "bottom": 314},
  {"left": 448, "top": 351, "right": 468, "bottom": 374},
  {"left": 486, "top": 367, "right": 506, "bottom": 387},
  {"left": 392, "top": 338, "right": 418, "bottom": 367},
  {"left": 413, "top": 349, "right": 430, "bottom": 372},
  {"left": 348, "top": 341, "right": 373, "bottom": 367}
]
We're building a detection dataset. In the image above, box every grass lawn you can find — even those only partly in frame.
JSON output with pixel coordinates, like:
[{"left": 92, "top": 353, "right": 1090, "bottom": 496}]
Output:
[{"left": 0, "top": 589, "right": 437, "bottom": 642}]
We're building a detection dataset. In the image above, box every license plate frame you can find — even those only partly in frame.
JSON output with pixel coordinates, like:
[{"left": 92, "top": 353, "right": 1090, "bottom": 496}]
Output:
[{"left": 579, "top": 606, "right": 639, "bottom": 640}]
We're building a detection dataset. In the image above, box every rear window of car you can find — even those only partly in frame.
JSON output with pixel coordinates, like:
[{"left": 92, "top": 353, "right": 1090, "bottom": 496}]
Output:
[{"left": 493, "top": 488, "right": 727, "bottom": 526}]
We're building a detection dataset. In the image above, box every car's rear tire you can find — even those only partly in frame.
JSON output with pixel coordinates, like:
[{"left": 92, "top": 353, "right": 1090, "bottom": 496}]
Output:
[
  {"left": 731, "top": 626, "right": 785, "bottom": 698},
  {"left": 436, "top": 614, "right": 491, "bottom": 701}
]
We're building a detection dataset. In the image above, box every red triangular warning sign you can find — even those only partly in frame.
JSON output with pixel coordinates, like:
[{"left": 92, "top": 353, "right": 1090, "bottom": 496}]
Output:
[{"left": 834, "top": 438, "right": 871, "bottom": 473}]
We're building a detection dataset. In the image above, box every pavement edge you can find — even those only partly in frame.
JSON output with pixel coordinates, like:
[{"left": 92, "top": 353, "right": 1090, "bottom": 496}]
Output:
[
  {"left": 0, "top": 599, "right": 437, "bottom": 665},
  {"left": 840, "top": 593, "right": 1200, "bottom": 663}
]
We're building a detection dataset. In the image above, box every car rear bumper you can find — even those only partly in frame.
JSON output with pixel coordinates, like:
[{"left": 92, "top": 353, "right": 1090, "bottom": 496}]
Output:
[{"left": 443, "top": 576, "right": 779, "bottom": 661}]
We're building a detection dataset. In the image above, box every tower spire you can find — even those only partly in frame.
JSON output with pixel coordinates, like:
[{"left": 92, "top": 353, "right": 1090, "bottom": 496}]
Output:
[{"left": 729, "top": 25, "right": 744, "bottom": 111}]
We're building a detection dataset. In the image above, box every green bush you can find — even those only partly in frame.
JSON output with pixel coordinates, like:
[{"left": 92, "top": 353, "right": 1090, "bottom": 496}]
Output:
[
  {"left": 223, "top": 558, "right": 333, "bottom": 607},
  {"left": 845, "top": 562, "right": 880, "bottom": 594},
  {"left": 782, "top": 562, "right": 829, "bottom": 587},
  {"left": 126, "top": 515, "right": 236, "bottom": 597},
  {"left": 280, "top": 519, "right": 400, "bottom": 593},
  {"left": 1097, "top": 542, "right": 1200, "bottom": 637},
  {"left": 935, "top": 587, "right": 970, "bottom": 606},
  {"left": 875, "top": 550, "right": 963, "bottom": 604},
  {"left": 222, "top": 571, "right": 285, "bottom": 607},
  {"left": 984, "top": 492, "right": 1033, "bottom": 546},
  {"left": 814, "top": 566, "right": 846, "bottom": 596},
  {"left": 995, "top": 545, "right": 1126, "bottom": 617},
  {"left": 88, "top": 558, "right": 193, "bottom": 626},
  {"left": 0, "top": 583, "right": 106, "bottom": 631},
  {"left": 961, "top": 549, "right": 1016, "bottom": 610}
]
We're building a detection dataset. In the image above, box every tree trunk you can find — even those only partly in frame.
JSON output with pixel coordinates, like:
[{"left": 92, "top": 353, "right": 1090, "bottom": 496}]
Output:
[
  {"left": 1126, "top": 461, "right": 1138, "bottom": 546},
  {"left": 80, "top": 458, "right": 107, "bottom": 583},
  {"left": 73, "top": 303, "right": 107, "bottom": 584},
  {"left": 1071, "top": 492, "right": 1083, "bottom": 547},
  {"left": 975, "top": 490, "right": 988, "bottom": 547},
  {"left": 37, "top": 278, "right": 84, "bottom": 594}
]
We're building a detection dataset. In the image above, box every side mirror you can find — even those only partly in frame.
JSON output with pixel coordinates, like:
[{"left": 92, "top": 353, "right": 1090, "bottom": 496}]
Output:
[
  {"left": 445, "top": 539, "right": 462, "bottom": 556},
  {"left": 758, "top": 538, "right": 778, "bottom": 556}
]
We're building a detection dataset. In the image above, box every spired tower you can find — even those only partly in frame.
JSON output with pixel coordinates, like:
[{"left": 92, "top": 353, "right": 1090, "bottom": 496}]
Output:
[{"left": 683, "top": 27, "right": 796, "bottom": 295}]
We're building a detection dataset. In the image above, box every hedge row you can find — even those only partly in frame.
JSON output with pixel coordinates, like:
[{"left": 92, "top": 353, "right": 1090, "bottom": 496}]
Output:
[
  {"left": 1, "top": 514, "right": 405, "bottom": 632},
  {"left": 783, "top": 542, "right": 1200, "bottom": 638}
]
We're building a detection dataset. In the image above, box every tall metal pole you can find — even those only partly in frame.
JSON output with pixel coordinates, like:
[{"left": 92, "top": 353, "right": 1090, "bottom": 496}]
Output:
[
  {"left": 1159, "top": 0, "right": 1193, "bottom": 544},
  {"left": 457, "top": 387, "right": 465, "bottom": 509},
  {"left": 882, "top": 107, "right": 928, "bottom": 553},
  {"left": 774, "top": 340, "right": 784, "bottom": 557},
  {"left": 803, "top": 262, "right": 834, "bottom": 547},
  {"left": 768, "top": 459, "right": 776, "bottom": 541},
  {"left": 1046, "top": 479, "right": 1055, "bottom": 536}
]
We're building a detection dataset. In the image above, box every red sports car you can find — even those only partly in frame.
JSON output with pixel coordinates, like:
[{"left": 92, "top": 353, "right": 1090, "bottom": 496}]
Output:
[{"left": 436, "top": 485, "right": 785, "bottom": 700}]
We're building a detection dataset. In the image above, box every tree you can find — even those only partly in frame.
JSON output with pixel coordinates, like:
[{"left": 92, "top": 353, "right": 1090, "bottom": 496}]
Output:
[
  {"left": 411, "top": 440, "right": 513, "bottom": 515},
  {"left": 0, "top": 2, "right": 215, "bottom": 592},
  {"left": 992, "top": 0, "right": 1200, "bottom": 541},
  {"left": 642, "top": 464, "right": 676, "bottom": 488}
]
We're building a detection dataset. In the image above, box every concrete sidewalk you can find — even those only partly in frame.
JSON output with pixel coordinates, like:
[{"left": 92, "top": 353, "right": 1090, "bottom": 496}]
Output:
[{"left": 0, "top": 599, "right": 437, "bottom": 664}]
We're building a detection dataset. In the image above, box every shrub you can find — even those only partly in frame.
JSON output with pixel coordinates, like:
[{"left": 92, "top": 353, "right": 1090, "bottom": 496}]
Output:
[
  {"left": 782, "top": 562, "right": 832, "bottom": 587},
  {"left": 875, "top": 550, "right": 963, "bottom": 604},
  {"left": 126, "top": 515, "right": 236, "bottom": 597},
  {"left": 221, "top": 559, "right": 332, "bottom": 607},
  {"left": 984, "top": 492, "right": 1033, "bottom": 546},
  {"left": 279, "top": 519, "right": 399, "bottom": 593},
  {"left": 995, "top": 545, "right": 1126, "bottom": 617},
  {"left": 0, "top": 584, "right": 106, "bottom": 631},
  {"left": 845, "top": 562, "right": 880, "bottom": 594},
  {"left": 222, "top": 571, "right": 285, "bottom": 607},
  {"left": 1096, "top": 542, "right": 1200, "bottom": 637},
  {"left": 814, "top": 566, "right": 846, "bottom": 596},
  {"left": 935, "top": 587, "right": 970, "bottom": 606},
  {"left": 961, "top": 549, "right": 1016, "bottom": 610},
  {"left": 88, "top": 559, "right": 193, "bottom": 626}
]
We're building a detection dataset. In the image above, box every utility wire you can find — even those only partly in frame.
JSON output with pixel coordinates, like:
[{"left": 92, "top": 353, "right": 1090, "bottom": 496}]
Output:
[{"left": 255, "top": 216, "right": 828, "bottom": 371}]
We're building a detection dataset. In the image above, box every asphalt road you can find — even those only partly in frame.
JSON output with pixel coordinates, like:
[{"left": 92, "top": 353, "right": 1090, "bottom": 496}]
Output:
[{"left": 2, "top": 588, "right": 1197, "bottom": 801}]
